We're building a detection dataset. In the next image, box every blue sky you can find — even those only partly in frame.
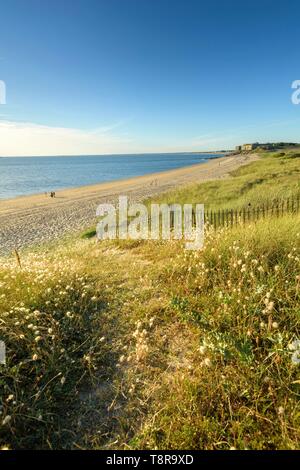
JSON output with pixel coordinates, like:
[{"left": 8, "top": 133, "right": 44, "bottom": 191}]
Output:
[{"left": 0, "top": 0, "right": 300, "bottom": 156}]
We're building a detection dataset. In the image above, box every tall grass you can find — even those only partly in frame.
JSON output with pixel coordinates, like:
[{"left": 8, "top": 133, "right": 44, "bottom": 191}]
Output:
[
  {"left": 133, "top": 216, "right": 300, "bottom": 449},
  {"left": 0, "top": 248, "right": 117, "bottom": 448}
]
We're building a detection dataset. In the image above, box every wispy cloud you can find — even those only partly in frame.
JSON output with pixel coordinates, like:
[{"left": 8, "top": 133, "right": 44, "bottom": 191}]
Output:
[
  {"left": 89, "top": 117, "right": 134, "bottom": 135},
  {"left": 0, "top": 120, "right": 137, "bottom": 156}
]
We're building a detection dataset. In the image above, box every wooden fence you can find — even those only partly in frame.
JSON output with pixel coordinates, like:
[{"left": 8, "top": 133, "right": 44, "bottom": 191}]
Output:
[
  {"left": 189, "top": 195, "right": 300, "bottom": 230},
  {"left": 94, "top": 196, "right": 300, "bottom": 235}
]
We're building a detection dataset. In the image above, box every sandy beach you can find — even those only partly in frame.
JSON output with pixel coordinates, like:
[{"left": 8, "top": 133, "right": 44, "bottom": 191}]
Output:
[{"left": 0, "top": 153, "right": 258, "bottom": 254}]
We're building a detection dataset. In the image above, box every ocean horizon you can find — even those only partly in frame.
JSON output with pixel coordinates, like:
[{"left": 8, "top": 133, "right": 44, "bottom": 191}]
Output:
[{"left": 0, "top": 152, "right": 224, "bottom": 200}]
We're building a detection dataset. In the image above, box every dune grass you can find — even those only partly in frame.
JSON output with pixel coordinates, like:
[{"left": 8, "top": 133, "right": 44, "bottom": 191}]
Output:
[
  {"left": 148, "top": 149, "right": 300, "bottom": 211},
  {"left": 0, "top": 149, "right": 299, "bottom": 449}
]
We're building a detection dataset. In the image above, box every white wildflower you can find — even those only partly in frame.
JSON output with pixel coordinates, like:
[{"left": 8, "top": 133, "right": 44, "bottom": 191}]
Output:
[
  {"left": 202, "top": 357, "right": 212, "bottom": 367},
  {"left": 2, "top": 415, "right": 11, "bottom": 426},
  {"left": 288, "top": 339, "right": 300, "bottom": 365}
]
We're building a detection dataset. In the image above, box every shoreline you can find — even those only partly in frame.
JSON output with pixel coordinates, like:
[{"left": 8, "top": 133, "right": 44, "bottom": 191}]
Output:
[
  {"left": 0, "top": 156, "right": 224, "bottom": 203},
  {"left": 0, "top": 152, "right": 226, "bottom": 203},
  {"left": 0, "top": 153, "right": 258, "bottom": 254}
]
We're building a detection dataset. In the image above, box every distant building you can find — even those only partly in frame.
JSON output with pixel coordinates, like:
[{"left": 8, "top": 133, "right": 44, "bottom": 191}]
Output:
[
  {"left": 241, "top": 143, "right": 259, "bottom": 151},
  {"left": 237, "top": 142, "right": 299, "bottom": 153}
]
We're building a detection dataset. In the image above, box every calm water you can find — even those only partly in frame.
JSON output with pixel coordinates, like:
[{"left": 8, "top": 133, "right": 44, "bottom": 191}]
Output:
[{"left": 0, "top": 153, "right": 223, "bottom": 200}]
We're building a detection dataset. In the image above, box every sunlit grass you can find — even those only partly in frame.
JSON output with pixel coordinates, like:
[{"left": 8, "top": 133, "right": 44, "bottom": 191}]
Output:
[
  {"left": 148, "top": 149, "right": 300, "bottom": 211},
  {"left": 127, "top": 215, "right": 300, "bottom": 449}
]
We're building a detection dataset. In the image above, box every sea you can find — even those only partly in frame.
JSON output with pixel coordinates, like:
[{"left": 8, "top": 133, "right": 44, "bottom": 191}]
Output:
[{"left": 0, "top": 152, "right": 223, "bottom": 200}]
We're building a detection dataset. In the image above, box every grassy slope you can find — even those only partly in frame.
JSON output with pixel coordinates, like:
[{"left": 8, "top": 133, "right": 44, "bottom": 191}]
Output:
[
  {"left": 148, "top": 148, "right": 300, "bottom": 210},
  {"left": 0, "top": 150, "right": 300, "bottom": 450}
]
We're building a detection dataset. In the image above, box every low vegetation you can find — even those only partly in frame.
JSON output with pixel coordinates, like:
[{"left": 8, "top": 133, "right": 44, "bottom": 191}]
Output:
[
  {"left": 0, "top": 149, "right": 299, "bottom": 449},
  {"left": 150, "top": 148, "right": 300, "bottom": 211}
]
